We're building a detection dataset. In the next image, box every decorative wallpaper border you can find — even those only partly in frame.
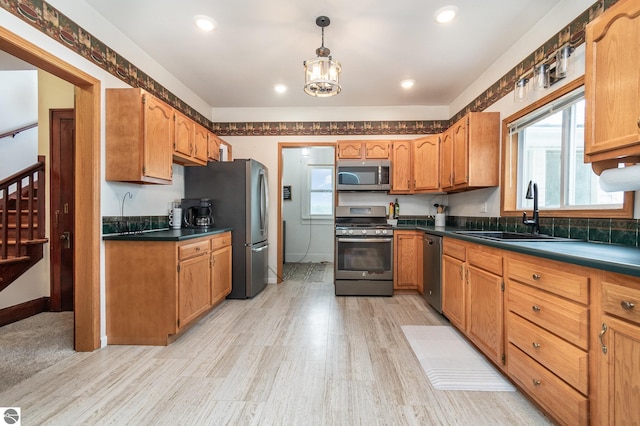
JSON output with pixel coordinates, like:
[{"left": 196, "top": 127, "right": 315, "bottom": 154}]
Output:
[{"left": 1, "top": 0, "right": 619, "bottom": 136}]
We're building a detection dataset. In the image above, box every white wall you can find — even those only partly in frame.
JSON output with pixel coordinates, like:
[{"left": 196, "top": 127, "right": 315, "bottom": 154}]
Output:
[
  {"left": 0, "top": 70, "right": 38, "bottom": 179},
  {"left": 282, "top": 147, "right": 334, "bottom": 263}
]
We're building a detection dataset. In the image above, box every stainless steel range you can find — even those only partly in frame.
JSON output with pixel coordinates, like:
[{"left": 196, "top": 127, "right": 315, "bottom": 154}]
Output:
[{"left": 334, "top": 206, "right": 394, "bottom": 296}]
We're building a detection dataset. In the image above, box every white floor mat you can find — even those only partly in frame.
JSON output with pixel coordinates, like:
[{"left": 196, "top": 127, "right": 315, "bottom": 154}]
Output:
[{"left": 402, "top": 325, "right": 515, "bottom": 392}]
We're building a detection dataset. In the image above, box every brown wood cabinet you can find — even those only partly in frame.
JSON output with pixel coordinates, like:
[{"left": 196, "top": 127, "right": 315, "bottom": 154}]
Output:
[
  {"left": 441, "top": 112, "right": 500, "bottom": 192},
  {"left": 466, "top": 244, "right": 504, "bottom": 367},
  {"left": 173, "top": 111, "right": 207, "bottom": 166},
  {"left": 442, "top": 238, "right": 504, "bottom": 367},
  {"left": 391, "top": 135, "right": 441, "bottom": 194},
  {"left": 210, "top": 232, "right": 232, "bottom": 306},
  {"left": 594, "top": 271, "right": 640, "bottom": 425},
  {"left": 106, "top": 88, "right": 174, "bottom": 184},
  {"left": 393, "top": 230, "right": 422, "bottom": 291},
  {"left": 207, "top": 131, "right": 221, "bottom": 162},
  {"left": 105, "top": 232, "right": 232, "bottom": 345},
  {"left": 505, "top": 251, "right": 591, "bottom": 425},
  {"left": 390, "top": 141, "right": 413, "bottom": 193},
  {"left": 442, "top": 238, "right": 467, "bottom": 330},
  {"left": 337, "top": 140, "right": 390, "bottom": 159},
  {"left": 585, "top": 0, "right": 640, "bottom": 165}
]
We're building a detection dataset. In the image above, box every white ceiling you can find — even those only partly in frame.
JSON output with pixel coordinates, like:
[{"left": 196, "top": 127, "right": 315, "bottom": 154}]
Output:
[{"left": 19, "top": 1, "right": 564, "bottom": 109}]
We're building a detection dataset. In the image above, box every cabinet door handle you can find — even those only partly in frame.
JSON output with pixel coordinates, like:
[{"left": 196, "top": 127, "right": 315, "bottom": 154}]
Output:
[
  {"left": 621, "top": 300, "right": 635, "bottom": 310},
  {"left": 532, "top": 342, "right": 541, "bottom": 349},
  {"left": 532, "top": 379, "right": 541, "bottom": 386},
  {"left": 532, "top": 305, "right": 541, "bottom": 312},
  {"left": 599, "top": 323, "right": 608, "bottom": 355},
  {"left": 532, "top": 273, "right": 541, "bottom": 280},
  {"left": 637, "top": 117, "right": 640, "bottom": 128},
  {"left": 459, "top": 265, "right": 464, "bottom": 281}
]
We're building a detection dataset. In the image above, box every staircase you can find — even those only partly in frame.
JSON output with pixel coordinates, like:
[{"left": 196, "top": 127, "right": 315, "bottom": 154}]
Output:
[{"left": 0, "top": 156, "right": 47, "bottom": 292}]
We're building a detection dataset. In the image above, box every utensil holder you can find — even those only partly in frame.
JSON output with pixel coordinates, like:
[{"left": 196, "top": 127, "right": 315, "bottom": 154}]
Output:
[{"left": 435, "top": 213, "right": 446, "bottom": 227}]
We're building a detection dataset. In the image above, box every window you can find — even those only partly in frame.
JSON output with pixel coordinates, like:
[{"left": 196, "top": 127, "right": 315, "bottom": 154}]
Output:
[
  {"left": 308, "top": 165, "right": 333, "bottom": 217},
  {"left": 502, "top": 78, "right": 633, "bottom": 218}
]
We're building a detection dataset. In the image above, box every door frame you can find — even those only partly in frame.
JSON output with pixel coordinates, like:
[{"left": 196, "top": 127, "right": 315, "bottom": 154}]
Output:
[
  {"left": 0, "top": 28, "right": 101, "bottom": 351},
  {"left": 277, "top": 142, "right": 336, "bottom": 282}
]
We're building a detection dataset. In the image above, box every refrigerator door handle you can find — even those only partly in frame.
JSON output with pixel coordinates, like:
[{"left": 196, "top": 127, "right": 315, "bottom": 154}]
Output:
[
  {"left": 259, "top": 169, "right": 268, "bottom": 236},
  {"left": 252, "top": 244, "right": 269, "bottom": 253}
]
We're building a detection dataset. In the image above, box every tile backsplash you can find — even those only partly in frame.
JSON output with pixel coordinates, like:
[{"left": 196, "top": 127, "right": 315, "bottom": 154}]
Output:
[
  {"left": 104, "top": 214, "right": 640, "bottom": 248},
  {"left": 102, "top": 215, "right": 169, "bottom": 235},
  {"left": 398, "top": 215, "right": 640, "bottom": 248}
]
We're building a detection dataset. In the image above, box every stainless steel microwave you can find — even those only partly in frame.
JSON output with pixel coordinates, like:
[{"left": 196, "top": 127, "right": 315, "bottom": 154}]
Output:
[{"left": 336, "top": 159, "right": 391, "bottom": 191}]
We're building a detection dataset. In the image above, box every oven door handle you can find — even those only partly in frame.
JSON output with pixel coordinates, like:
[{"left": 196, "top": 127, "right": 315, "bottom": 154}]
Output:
[{"left": 337, "top": 238, "right": 393, "bottom": 243}]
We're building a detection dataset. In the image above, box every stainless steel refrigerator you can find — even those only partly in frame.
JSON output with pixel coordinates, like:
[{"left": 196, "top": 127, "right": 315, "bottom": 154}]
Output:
[{"left": 185, "top": 159, "right": 269, "bottom": 299}]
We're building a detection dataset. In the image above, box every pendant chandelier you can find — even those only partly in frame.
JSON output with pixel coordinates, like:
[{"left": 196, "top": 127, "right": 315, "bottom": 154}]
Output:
[{"left": 303, "top": 16, "right": 341, "bottom": 97}]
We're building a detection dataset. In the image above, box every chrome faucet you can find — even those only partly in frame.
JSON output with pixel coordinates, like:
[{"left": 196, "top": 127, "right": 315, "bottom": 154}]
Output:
[{"left": 522, "top": 180, "right": 540, "bottom": 234}]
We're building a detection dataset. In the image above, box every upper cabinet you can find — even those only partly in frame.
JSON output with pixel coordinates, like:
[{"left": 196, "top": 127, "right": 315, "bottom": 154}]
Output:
[
  {"left": 585, "top": 0, "right": 640, "bottom": 166},
  {"left": 337, "top": 140, "right": 390, "bottom": 160},
  {"left": 441, "top": 112, "right": 500, "bottom": 192},
  {"left": 106, "top": 88, "right": 174, "bottom": 184},
  {"left": 207, "top": 131, "right": 221, "bottom": 162},
  {"left": 173, "top": 111, "right": 207, "bottom": 166},
  {"left": 391, "top": 135, "right": 441, "bottom": 194}
]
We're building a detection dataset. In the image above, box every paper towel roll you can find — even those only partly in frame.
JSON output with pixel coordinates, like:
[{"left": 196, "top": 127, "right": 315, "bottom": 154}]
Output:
[{"left": 599, "top": 164, "right": 640, "bottom": 192}]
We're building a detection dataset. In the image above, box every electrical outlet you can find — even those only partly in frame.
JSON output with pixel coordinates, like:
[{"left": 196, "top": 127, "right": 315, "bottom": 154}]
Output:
[{"left": 479, "top": 202, "right": 487, "bottom": 213}]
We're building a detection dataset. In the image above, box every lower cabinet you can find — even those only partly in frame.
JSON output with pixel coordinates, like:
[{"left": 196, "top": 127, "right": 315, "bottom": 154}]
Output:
[
  {"left": 442, "top": 238, "right": 504, "bottom": 367},
  {"left": 106, "top": 231, "right": 232, "bottom": 345},
  {"left": 211, "top": 234, "right": 232, "bottom": 306},
  {"left": 594, "top": 271, "right": 640, "bottom": 425},
  {"left": 394, "top": 230, "right": 423, "bottom": 291},
  {"left": 505, "top": 251, "right": 591, "bottom": 426}
]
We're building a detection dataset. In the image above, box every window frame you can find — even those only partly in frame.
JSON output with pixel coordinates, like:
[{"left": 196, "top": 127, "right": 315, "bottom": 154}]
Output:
[
  {"left": 500, "top": 76, "right": 634, "bottom": 218},
  {"left": 303, "top": 163, "right": 334, "bottom": 220}
]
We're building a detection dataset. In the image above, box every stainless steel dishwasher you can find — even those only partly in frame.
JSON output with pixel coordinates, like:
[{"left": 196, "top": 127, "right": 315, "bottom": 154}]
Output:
[{"left": 423, "top": 232, "right": 443, "bottom": 313}]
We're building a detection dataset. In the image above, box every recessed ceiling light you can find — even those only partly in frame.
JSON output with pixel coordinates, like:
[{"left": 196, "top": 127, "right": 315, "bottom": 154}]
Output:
[
  {"left": 274, "top": 84, "right": 287, "bottom": 94},
  {"left": 434, "top": 6, "right": 458, "bottom": 24},
  {"left": 401, "top": 79, "right": 415, "bottom": 89},
  {"left": 194, "top": 15, "right": 216, "bottom": 32}
]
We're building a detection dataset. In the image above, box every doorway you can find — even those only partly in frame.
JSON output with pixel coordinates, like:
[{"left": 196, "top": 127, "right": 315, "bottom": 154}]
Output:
[
  {"left": 277, "top": 143, "right": 335, "bottom": 282},
  {"left": 49, "top": 109, "right": 75, "bottom": 312},
  {"left": 0, "top": 27, "right": 101, "bottom": 351}
]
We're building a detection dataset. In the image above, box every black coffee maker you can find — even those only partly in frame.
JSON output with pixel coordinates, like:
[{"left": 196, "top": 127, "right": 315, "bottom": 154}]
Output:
[{"left": 181, "top": 198, "right": 214, "bottom": 229}]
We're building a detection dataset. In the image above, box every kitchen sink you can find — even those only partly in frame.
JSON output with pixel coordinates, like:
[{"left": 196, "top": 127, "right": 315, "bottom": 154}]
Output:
[{"left": 453, "top": 230, "right": 575, "bottom": 242}]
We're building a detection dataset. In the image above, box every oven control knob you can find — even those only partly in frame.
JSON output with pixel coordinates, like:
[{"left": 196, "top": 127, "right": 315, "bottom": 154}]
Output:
[
  {"left": 348, "top": 230, "right": 354, "bottom": 235},
  {"left": 382, "top": 229, "right": 388, "bottom": 235},
  {"left": 341, "top": 229, "right": 347, "bottom": 235},
  {"left": 375, "top": 230, "right": 381, "bottom": 235},
  {"left": 361, "top": 230, "right": 367, "bottom": 235}
]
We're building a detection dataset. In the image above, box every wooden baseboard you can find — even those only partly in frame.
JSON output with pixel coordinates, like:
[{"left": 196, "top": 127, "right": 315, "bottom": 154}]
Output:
[{"left": 0, "top": 297, "right": 50, "bottom": 327}]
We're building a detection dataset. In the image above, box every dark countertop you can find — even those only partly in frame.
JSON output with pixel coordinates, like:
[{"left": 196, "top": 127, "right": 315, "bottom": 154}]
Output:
[
  {"left": 103, "top": 227, "right": 233, "bottom": 242},
  {"left": 397, "top": 225, "right": 640, "bottom": 278}
]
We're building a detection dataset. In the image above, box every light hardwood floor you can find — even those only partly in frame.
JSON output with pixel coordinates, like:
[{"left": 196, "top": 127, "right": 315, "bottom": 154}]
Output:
[{"left": 0, "top": 266, "right": 551, "bottom": 425}]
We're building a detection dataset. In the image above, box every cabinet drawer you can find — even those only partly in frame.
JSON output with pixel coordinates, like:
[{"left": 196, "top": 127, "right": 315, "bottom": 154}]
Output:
[
  {"left": 443, "top": 238, "right": 466, "bottom": 261},
  {"left": 507, "top": 312, "right": 588, "bottom": 395},
  {"left": 508, "top": 344, "right": 588, "bottom": 426},
  {"left": 506, "top": 255, "right": 589, "bottom": 304},
  {"left": 468, "top": 244, "right": 502, "bottom": 276},
  {"left": 178, "top": 240, "right": 209, "bottom": 260},
  {"left": 602, "top": 280, "right": 640, "bottom": 326},
  {"left": 210, "top": 232, "right": 231, "bottom": 251},
  {"left": 507, "top": 281, "right": 589, "bottom": 349}
]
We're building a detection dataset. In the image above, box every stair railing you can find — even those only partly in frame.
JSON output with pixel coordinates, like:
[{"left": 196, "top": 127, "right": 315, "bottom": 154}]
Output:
[{"left": 0, "top": 156, "right": 45, "bottom": 259}]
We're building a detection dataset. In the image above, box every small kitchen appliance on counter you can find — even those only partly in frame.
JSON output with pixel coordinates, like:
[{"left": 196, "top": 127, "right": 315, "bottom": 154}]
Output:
[{"left": 181, "top": 198, "right": 214, "bottom": 229}]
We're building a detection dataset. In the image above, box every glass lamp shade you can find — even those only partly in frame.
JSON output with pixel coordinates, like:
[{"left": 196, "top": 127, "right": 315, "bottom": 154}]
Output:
[
  {"left": 304, "top": 57, "right": 342, "bottom": 97},
  {"left": 555, "top": 45, "right": 573, "bottom": 78},
  {"left": 533, "top": 63, "right": 550, "bottom": 91},
  {"left": 514, "top": 78, "right": 529, "bottom": 102}
]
